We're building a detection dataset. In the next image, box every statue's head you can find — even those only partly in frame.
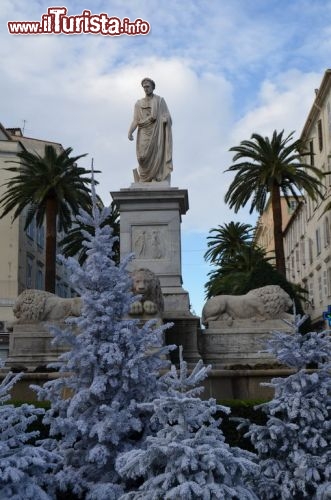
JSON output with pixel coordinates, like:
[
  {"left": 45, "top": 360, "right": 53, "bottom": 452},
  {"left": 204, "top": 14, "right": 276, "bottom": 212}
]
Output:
[{"left": 141, "top": 77, "right": 155, "bottom": 90}]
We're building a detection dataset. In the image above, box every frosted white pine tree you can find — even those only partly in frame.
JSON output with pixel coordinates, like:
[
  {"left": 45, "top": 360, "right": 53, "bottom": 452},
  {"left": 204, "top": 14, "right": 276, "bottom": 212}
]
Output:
[
  {"left": 116, "top": 346, "right": 259, "bottom": 499},
  {"left": 34, "top": 188, "right": 172, "bottom": 500},
  {"left": 244, "top": 315, "right": 331, "bottom": 499},
  {"left": 0, "top": 368, "right": 60, "bottom": 499}
]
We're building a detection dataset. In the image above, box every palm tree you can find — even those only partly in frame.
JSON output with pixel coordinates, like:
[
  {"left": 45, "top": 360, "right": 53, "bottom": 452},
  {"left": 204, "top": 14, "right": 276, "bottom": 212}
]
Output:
[
  {"left": 0, "top": 145, "right": 95, "bottom": 292},
  {"left": 59, "top": 200, "right": 120, "bottom": 265},
  {"left": 204, "top": 221, "right": 254, "bottom": 266},
  {"left": 224, "top": 130, "right": 325, "bottom": 276},
  {"left": 205, "top": 243, "right": 271, "bottom": 298}
]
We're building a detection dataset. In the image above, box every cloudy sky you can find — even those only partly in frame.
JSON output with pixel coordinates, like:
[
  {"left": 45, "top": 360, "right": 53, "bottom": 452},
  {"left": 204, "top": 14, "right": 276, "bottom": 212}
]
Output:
[{"left": 1, "top": 0, "right": 330, "bottom": 314}]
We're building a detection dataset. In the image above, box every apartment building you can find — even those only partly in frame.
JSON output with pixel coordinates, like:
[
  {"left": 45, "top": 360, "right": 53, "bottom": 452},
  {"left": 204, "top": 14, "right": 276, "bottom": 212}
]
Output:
[
  {"left": 0, "top": 124, "right": 74, "bottom": 326},
  {"left": 254, "top": 195, "right": 302, "bottom": 262},
  {"left": 283, "top": 69, "right": 331, "bottom": 328}
]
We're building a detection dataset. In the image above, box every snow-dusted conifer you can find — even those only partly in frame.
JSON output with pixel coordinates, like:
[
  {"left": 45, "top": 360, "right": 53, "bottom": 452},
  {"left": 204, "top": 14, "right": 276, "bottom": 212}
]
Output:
[
  {"left": 34, "top": 185, "right": 171, "bottom": 500},
  {"left": 244, "top": 315, "right": 331, "bottom": 499},
  {"left": 116, "top": 346, "right": 259, "bottom": 499},
  {"left": 0, "top": 368, "right": 59, "bottom": 499}
]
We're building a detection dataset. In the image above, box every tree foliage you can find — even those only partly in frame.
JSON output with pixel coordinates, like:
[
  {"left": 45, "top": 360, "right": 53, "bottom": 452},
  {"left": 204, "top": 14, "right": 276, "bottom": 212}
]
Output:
[
  {"left": 33, "top": 188, "right": 172, "bottom": 499},
  {"left": 0, "top": 145, "right": 95, "bottom": 292},
  {"left": 204, "top": 222, "right": 254, "bottom": 266},
  {"left": 241, "top": 316, "right": 331, "bottom": 499},
  {"left": 0, "top": 369, "right": 59, "bottom": 499},
  {"left": 59, "top": 199, "right": 120, "bottom": 265},
  {"left": 224, "top": 130, "right": 324, "bottom": 275},
  {"left": 117, "top": 348, "right": 259, "bottom": 499}
]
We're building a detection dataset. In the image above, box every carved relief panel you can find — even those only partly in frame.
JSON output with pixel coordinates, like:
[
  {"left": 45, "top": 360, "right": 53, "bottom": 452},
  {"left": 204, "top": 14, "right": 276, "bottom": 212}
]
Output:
[{"left": 132, "top": 226, "right": 168, "bottom": 260}]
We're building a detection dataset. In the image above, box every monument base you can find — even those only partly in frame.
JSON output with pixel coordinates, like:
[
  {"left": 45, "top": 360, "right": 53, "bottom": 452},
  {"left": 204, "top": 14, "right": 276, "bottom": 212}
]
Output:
[
  {"left": 5, "top": 322, "right": 67, "bottom": 372},
  {"left": 199, "top": 320, "right": 292, "bottom": 369},
  {"left": 111, "top": 186, "right": 192, "bottom": 318},
  {"left": 164, "top": 315, "right": 201, "bottom": 365}
]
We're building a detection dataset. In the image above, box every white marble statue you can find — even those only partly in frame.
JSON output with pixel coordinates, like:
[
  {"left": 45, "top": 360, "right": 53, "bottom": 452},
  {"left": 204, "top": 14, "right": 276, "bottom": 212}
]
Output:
[
  {"left": 128, "top": 78, "right": 173, "bottom": 183},
  {"left": 202, "top": 285, "right": 293, "bottom": 327}
]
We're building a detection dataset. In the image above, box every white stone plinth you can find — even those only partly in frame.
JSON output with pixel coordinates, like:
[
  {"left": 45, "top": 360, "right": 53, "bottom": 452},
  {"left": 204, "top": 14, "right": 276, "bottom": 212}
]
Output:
[
  {"left": 5, "top": 322, "right": 67, "bottom": 371},
  {"left": 199, "top": 320, "right": 292, "bottom": 369},
  {"left": 111, "top": 186, "right": 190, "bottom": 315}
]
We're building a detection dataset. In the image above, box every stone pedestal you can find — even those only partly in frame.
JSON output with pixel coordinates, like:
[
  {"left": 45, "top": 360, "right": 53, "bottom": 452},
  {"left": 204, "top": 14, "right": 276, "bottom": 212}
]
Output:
[
  {"left": 165, "top": 315, "right": 201, "bottom": 365},
  {"left": 199, "top": 320, "right": 292, "bottom": 369},
  {"left": 111, "top": 184, "right": 201, "bottom": 363},
  {"left": 5, "top": 322, "right": 67, "bottom": 371},
  {"left": 111, "top": 185, "right": 190, "bottom": 315}
]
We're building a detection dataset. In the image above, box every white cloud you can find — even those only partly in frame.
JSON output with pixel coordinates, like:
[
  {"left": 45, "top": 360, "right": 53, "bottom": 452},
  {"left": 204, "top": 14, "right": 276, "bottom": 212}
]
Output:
[{"left": 231, "top": 70, "right": 322, "bottom": 143}]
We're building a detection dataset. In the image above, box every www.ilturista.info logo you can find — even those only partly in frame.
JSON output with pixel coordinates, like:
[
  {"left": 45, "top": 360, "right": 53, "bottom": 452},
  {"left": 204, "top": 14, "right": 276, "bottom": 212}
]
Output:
[{"left": 7, "top": 7, "right": 150, "bottom": 36}]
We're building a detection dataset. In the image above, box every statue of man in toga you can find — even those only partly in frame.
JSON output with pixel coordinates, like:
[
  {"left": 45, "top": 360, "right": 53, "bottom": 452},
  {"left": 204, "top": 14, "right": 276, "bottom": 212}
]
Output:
[{"left": 128, "top": 78, "right": 173, "bottom": 183}]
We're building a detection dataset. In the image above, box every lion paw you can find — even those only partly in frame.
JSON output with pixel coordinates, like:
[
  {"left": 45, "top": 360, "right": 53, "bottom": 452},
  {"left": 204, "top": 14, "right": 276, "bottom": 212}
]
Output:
[
  {"left": 143, "top": 300, "right": 158, "bottom": 315},
  {"left": 130, "top": 301, "right": 143, "bottom": 315}
]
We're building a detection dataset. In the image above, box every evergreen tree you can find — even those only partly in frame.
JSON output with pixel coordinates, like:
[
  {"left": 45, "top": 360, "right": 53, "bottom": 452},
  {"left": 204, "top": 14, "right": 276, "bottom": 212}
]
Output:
[
  {"left": 116, "top": 347, "right": 259, "bottom": 499},
  {"left": 0, "top": 369, "right": 59, "bottom": 499},
  {"left": 33, "top": 191, "right": 172, "bottom": 500},
  {"left": 243, "top": 316, "right": 331, "bottom": 499}
]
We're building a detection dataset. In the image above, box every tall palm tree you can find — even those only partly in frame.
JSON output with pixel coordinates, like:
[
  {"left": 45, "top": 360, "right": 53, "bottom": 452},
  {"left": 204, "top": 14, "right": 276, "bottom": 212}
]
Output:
[
  {"left": 224, "top": 130, "right": 325, "bottom": 276},
  {"left": 204, "top": 221, "right": 254, "bottom": 266},
  {"left": 59, "top": 200, "right": 120, "bottom": 265},
  {"left": 0, "top": 145, "right": 94, "bottom": 292}
]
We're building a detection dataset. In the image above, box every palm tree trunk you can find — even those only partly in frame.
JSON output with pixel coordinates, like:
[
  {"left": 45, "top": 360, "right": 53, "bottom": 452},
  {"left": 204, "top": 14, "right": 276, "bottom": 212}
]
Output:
[
  {"left": 271, "top": 183, "right": 286, "bottom": 277},
  {"left": 45, "top": 197, "right": 57, "bottom": 293}
]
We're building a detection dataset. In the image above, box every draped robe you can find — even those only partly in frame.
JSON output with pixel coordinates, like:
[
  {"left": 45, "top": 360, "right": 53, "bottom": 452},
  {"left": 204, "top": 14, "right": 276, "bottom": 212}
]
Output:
[{"left": 133, "top": 94, "right": 173, "bottom": 182}]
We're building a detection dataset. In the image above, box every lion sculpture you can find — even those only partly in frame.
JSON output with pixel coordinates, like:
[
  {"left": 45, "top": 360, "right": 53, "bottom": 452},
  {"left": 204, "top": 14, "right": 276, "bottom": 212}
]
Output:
[
  {"left": 11, "top": 289, "right": 82, "bottom": 325},
  {"left": 202, "top": 285, "right": 293, "bottom": 326},
  {"left": 129, "top": 268, "right": 164, "bottom": 317}
]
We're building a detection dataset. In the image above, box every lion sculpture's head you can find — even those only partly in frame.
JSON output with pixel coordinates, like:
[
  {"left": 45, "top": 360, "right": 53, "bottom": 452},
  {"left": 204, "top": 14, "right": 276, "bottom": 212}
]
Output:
[{"left": 246, "top": 285, "right": 293, "bottom": 318}]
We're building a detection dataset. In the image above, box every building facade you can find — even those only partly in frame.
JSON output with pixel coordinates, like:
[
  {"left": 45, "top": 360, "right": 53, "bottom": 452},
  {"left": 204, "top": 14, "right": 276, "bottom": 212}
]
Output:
[
  {"left": 0, "top": 124, "right": 74, "bottom": 326},
  {"left": 283, "top": 69, "right": 331, "bottom": 328},
  {"left": 254, "top": 196, "right": 302, "bottom": 262}
]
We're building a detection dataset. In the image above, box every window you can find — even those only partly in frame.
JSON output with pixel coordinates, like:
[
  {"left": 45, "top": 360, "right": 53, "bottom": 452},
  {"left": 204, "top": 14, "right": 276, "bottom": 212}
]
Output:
[
  {"left": 288, "top": 200, "right": 297, "bottom": 214},
  {"left": 327, "top": 267, "right": 331, "bottom": 297},
  {"left": 26, "top": 218, "right": 35, "bottom": 240},
  {"left": 318, "top": 275, "right": 323, "bottom": 303},
  {"left": 36, "top": 268, "right": 43, "bottom": 289},
  {"left": 37, "top": 225, "right": 44, "bottom": 248},
  {"left": 323, "top": 270, "right": 328, "bottom": 298},
  {"left": 291, "top": 256, "right": 295, "bottom": 278},
  {"left": 324, "top": 216, "right": 330, "bottom": 247},
  {"left": 300, "top": 240, "right": 306, "bottom": 266},
  {"left": 316, "top": 228, "right": 321, "bottom": 255},
  {"left": 295, "top": 249, "right": 300, "bottom": 272},
  {"left": 309, "top": 238, "right": 314, "bottom": 264},
  {"left": 26, "top": 256, "right": 34, "bottom": 288},
  {"left": 309, "top": 139, "right": 314, "bottom": 166},
  {"left": 317, "top": 119, "right": 323, "bottom": 152},
  {"left": 308, "top": 280, "right": 314, "bottom": 306}
]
